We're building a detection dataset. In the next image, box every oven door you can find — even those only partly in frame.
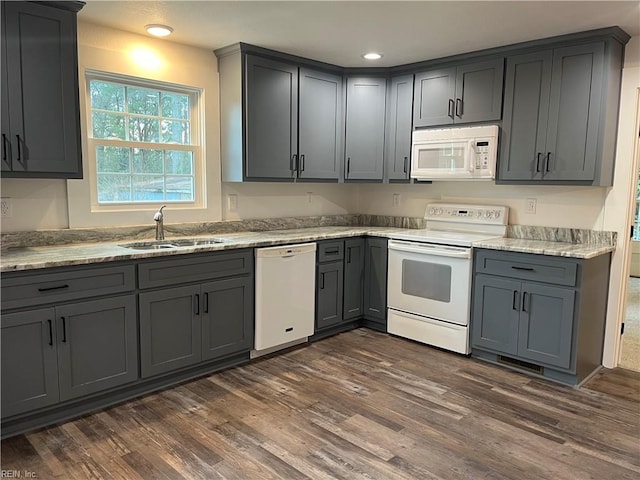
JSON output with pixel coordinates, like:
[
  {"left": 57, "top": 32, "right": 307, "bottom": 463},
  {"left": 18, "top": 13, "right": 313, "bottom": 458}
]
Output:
[{"left": 387, "top": 240, "right": 472, "bottom": 325}]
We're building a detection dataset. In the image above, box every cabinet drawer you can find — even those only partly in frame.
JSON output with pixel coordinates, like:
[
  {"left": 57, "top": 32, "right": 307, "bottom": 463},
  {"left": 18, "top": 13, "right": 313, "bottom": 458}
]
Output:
[
  {"left": 1, "top": 265, "right": 135, "bottom": 311},
  {"left": 138, "top": 249, "right": 253, "bottom": 290},
  {"left": 475, "top": 249, "right": 578, "bottom": 286},
  {"left": 318, "top": 241, "right": 344, "bottom": 263}
]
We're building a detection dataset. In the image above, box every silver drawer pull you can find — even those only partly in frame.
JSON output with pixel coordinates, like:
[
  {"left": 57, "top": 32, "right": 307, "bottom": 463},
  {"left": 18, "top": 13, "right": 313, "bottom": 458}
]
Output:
[{"left": 38, "top": 284, "right": 70, "bottom": 292}]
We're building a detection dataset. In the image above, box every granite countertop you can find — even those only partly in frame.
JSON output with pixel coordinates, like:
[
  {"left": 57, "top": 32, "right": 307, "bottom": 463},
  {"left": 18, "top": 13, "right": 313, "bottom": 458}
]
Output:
[
  {"left": 472, "top": 237, "right": 615, "bottom": 259},
  {"left": 0, "top": 226, "right": 406, "bottom": 272},
  {"left": 0, "top": 224, "right": 616, "bottom": 273}
]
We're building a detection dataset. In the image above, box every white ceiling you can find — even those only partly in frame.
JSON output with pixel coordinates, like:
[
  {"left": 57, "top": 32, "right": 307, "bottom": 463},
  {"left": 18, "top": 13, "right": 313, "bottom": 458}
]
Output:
[{"left": 79, "top": 1, "right": 640, "bottom": 67}]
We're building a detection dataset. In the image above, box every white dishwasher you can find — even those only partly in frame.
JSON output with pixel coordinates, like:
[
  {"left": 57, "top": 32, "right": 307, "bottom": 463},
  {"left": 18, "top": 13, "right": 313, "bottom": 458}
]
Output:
[{"left": 253, "top": 242, "right": 316, "bottom": 356}]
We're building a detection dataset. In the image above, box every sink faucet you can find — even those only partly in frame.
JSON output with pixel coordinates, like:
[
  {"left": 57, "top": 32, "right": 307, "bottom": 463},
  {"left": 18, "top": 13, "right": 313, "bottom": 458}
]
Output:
[{"left": 153, "top": 205, "right": 167, "bottom": 240}]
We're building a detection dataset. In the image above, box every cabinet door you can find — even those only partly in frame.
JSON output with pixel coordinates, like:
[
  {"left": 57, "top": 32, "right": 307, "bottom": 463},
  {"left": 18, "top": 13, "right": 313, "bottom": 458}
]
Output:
[
  {"left": 344, "top": 77, "right": 386, "bottom": 180},
  {"left": 386, "top": 75, "right": 413, "bottom": 181},
  {"left": 139, "top": 285, "right": 202, "bottom": 378},
  {"left": 499, "top": 51, "right": 553, "bottom": 181},
  {"left": 245, "top": 55, "right": 298, "bottom": 179},
  {"left": 454, "top": 58, "right": 504, "bottom": 124},
  {"left": 363, "top": 237, "right": 388, "bottom": 323},
  {"left": 518, "top": 282, "right": 575, "bottom": 369},
  {"left": 1, "top": 309, "right": 59, "bottom": 417},
  {"left": 298, "top": 68, "right": 341, "bottom": 180},
  {"left": 1, "top": 8, "right": 11, "bottom": 173},
  {"left": 56, "top": 296, "right": 138, "bottom": 401},
  {"left": 471, "top": 274, "right": 520, "bottom": 355},
  {"left": 544, "top": 42, "right": 604, "bottom": 182},
  {"left": 3, "top": 2, "right": 81, "bottom": 177},
  {"left": 201, "top": 276, "right": 254, "bottom": 361},
  {"left": 343, "top": 238, "right": 365, "bottom": 320},
  {"left": 413, "top": 68, "right": 455, "bottom": 127},
  {"left": 316, "top": 261, "right": 344, "bottom": 330}
]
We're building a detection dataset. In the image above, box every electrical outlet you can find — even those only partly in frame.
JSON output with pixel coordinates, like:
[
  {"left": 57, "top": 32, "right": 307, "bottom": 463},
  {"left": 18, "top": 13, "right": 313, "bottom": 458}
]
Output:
[
  {"left": 227, "top": 194, "right": 238, "bottom": 212},
  {"left": 307, "top": 192, "right": 313, "bottom": 204},
  {"left": 1, "top": 197, "right": 12, "bottom": 218},
  {"left": 525, "top": 198, "right": 537, "bottom": 214},
  {"left": 393, "top": 193, "right": 400, "bottom": 207}
]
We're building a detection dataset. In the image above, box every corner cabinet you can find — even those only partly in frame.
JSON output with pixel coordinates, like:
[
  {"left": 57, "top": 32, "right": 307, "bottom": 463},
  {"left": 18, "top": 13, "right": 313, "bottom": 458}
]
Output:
[
  {"left": 362, "top": 237, "right": 388, "bottom": 330},
  {"left": 1, "top": 1, "right": 83, "bottom": 178},
  {"left": 413, "top": 58, "right": 504, "bottom": 128},
  {"left": 471, "top": 249, "right": 611, "bottom": 385},
  {"left": 498, "top": 36, "right": 626, "bottom": 186},
  {"left": 344, "top": 76, "right": 387, "bottom": 181},
  {"left": 217, "top": 46, "right": 343, "bottom": 182}
]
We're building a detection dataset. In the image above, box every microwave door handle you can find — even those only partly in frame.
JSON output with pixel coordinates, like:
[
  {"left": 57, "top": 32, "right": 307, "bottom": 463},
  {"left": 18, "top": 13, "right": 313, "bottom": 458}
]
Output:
[
  {"left": 388, "top": 241, "right": 470, "bottom": 258},
  {"left": 467, "top": 140, "right": 476, "bottom": 173}
]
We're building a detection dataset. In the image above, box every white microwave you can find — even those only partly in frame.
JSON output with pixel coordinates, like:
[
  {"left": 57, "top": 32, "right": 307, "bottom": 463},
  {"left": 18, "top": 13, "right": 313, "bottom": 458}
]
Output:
[{"left": 410, "top": 124, "right": 499, "bottom": 181}]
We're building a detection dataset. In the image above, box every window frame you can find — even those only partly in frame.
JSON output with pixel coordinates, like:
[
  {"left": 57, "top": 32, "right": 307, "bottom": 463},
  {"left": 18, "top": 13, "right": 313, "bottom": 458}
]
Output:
[{"left": 85, "top": 70, "right": 204, "bottom": 212}]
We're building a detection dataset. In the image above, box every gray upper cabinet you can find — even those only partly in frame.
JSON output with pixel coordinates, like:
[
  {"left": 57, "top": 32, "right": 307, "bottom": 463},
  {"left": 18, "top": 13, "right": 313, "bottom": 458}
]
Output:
[
  {"left": 298, "top": 68, "right": 342, "bottom": 180},
  {"left": 1, "top": 1, "right": 83, "bottom": 178},
  {"left": 385, "top": 75, "right": 414, "bottom": 181},
  {"left": 499, "top": 40, "right": 622, "bottom": 186},
  {"left": 245, "top": 55, "right": 298, "bottom": 179},
  {"left": 218, "top": 48, "right": 342, "bottom": 181},
  {"left": 345, "top": 77, "right": 387, "bottom": 181},
  {"left": 413, "top": 59, "right": 504, "bottom": 128}
]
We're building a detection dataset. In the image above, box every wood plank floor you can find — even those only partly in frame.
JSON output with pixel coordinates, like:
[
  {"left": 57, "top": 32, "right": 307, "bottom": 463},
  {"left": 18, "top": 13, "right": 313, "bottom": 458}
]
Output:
[{"left": 2, "top": 328, "right": 639, "bottom": 479}]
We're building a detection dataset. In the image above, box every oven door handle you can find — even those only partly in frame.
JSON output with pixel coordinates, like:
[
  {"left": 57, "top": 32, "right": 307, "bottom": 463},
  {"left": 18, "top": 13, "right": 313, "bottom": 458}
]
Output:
[{"left": 388, "top": 240, "right": 471, "bottom": 258}]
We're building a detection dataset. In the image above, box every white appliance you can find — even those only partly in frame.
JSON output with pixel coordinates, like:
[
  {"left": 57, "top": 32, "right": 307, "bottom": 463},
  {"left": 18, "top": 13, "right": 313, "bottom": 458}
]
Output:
[
  {"left": 387, "top": 203, "right": 509, "bottom": 354},
  {"left": 410, "top": 124, "right": 499, "bottom": 181},
  {"left": 254, "top": 243, "right": 316, "bottom": 357}
]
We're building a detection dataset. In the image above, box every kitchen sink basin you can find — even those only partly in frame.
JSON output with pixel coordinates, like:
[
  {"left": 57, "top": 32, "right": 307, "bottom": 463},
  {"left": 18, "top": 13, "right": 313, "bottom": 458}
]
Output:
[
  {"left": 119, "top": 238, "right": 226, "bottom": 250},
  {"left": 170, "top": 238, "right": 226, "bottom": 246}
]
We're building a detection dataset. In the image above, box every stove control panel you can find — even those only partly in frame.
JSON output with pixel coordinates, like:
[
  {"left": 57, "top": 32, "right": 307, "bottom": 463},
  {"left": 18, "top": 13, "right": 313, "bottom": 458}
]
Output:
[{"left": 425, "top": 203, "right": 509, "bottom": 225}]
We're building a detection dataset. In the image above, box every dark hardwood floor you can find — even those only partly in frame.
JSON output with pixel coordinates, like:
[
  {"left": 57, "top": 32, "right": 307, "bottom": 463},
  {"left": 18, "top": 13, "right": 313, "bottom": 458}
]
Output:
[{"left": 2, "top": 328, "right": 639, "bottom": 479}]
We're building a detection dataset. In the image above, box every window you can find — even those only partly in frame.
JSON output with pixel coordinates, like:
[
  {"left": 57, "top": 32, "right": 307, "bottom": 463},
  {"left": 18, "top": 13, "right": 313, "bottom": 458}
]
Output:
[{"left": 87, "top": 73, "right": 201, "bottom": 205}]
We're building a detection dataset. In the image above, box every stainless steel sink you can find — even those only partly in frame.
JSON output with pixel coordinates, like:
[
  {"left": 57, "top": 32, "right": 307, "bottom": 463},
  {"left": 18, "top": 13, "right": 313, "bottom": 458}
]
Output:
[
  {"left": 118, "top": 241, "right": 178, "bottom": 250},
  {"left": 119, "top": 238, "right": 226, "bottom": 250},
  {"left": 170, "top": 238, "right": 226, "bottom": 247}
]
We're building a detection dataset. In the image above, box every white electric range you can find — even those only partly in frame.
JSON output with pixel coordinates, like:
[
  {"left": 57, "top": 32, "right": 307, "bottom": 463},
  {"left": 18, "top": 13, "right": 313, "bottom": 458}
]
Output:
[{"left": 386, "top": 203, "right": 509, "bottom": 354}]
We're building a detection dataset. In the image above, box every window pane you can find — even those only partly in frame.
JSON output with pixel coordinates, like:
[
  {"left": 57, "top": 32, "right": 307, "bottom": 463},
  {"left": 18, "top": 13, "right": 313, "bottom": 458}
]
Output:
[
  {"left": 127, "top": 86, "right": 159, "bottom": 116},
  {"left": 90, "top": 80, "right": 125, "bottom": 112},
  {"left": 166, "top": 176, "right": 194, "bottom": 201},
  {"left": 97, "top": 175, "right": 131, "bottom": 202},
  {"left": 133, "top": 175, "right": 164, "bottom": 201},
  {"left": 129, "top": 116, "right": 160, "bottom": 142},
  {"left": 133, "top": 149, "right": 163, "bottom": 174},
  {"left": 92, "top": 112, "right": 125, "bottom": 140},
  {"left": 161, "top": 120, "right": 190, "bottom": 144},
  {"left": 166, "top": 151, "right": 193, "bottom": 174},
  {"left": 161, "top": 92, "right": 190, "bottom": 119},
  {"left": 97, "top": 146, "right": 130, "bottom": 173}
]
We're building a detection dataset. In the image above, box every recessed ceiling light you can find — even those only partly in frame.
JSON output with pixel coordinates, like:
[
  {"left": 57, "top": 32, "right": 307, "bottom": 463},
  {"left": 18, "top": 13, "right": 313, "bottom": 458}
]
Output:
[
  {"left": 145, "top": 24, "right": 173, "bottom": 37},
  {"left": 362, "top": 52, "right": 383, "bottom": 60}
]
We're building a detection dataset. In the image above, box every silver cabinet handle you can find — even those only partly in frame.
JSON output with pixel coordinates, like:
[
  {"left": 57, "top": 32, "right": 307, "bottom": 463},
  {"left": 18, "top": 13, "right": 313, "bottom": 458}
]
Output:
[
  {"left": 455, "top": 98, "right": 463, "bottom": 118},
  {"left": 448, "top": 99, "right": 454, "bottom": 119}
]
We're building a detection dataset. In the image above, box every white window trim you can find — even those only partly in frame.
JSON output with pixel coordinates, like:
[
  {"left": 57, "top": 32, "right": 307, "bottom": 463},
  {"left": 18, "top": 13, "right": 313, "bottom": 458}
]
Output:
[{"left": 85, "top": 70, "right": 206, "bottom": 213}]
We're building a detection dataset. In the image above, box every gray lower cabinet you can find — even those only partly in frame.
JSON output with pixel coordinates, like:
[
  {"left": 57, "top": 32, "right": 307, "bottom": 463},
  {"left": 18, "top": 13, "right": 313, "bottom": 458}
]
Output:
[
  {"left": 499, "top": 40, "right": 623, "bottom": 186},
  {"left": 1, "top": 1, "right": 83, "bottom": 178},
  {"left": 343, "top": 238, "right": 365, "bottom": 320},
  {"left": 138, "top": 250, "right": 254, "bottom": 378},
  {"left": 471, "top": 249, "right": 611, "bottom": 385},
  {"left": 316, "top": 261, "right": 344, "bottom": 330},
  {"left": 1, "top": 295, "right": 138, "bottom": 417},
  {"left": 345, "top": 76, "right": 386, "bottom": 181},
  {"left": 413, "top": 58, "right": 504, "bottom": 128},
  {"left": 385, "top": 75, "right": 414, "bottom": 182},
  {"left": 363, "top": 237, "right": 388, "bottom": 326}
]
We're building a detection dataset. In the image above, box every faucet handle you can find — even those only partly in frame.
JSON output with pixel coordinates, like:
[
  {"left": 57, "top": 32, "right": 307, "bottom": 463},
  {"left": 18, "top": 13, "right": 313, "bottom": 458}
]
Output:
[{"left": 153, "top": 205, "right": 167, "bottom": 221}]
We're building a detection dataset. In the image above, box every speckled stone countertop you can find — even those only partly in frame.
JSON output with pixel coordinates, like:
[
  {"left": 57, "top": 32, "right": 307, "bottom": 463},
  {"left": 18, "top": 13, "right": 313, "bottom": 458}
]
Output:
[
  {"left": 472, "top": 238, "right": 615, "bottom": 259},
  {"left": 0, "top": 227, "right": 406, "bottom": 273}
]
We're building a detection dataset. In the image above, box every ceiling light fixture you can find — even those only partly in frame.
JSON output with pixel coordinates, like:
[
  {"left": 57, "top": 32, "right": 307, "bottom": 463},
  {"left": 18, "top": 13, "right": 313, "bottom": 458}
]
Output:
[
  {"left": 145, "top": 24, "right": 173, "bottom": 37},
  {"left": 362, "top": 52, "right": 383, "bottom": 60}
]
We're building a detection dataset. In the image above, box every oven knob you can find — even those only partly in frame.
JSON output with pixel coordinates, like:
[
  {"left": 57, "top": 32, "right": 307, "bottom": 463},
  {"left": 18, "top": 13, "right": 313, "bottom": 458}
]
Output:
[
  {"left": 494, "top": 210, "right": 501, "bottom": 218},
  {"left": 484, "top": 211, "right": 492, "bottom": 218},
  {"left": 428, "top": 207, "right": 435, "bottom": 215},
  {"left": 435, "top": 208, "right": 442, "bottom": 215}
]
